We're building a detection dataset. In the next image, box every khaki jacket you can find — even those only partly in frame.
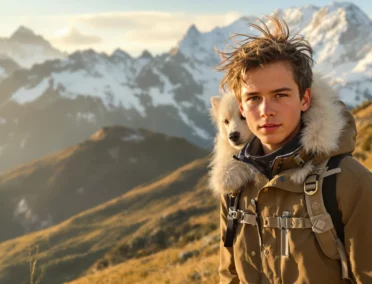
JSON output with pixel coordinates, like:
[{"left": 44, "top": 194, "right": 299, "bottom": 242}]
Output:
[{"left": 218, "top": 77, "right": 372, "bottom": 284}]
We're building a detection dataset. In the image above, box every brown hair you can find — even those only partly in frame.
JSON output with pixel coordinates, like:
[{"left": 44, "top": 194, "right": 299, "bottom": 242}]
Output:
[{"left": 216, "top": 16, "right": 314, "bottom": 101}]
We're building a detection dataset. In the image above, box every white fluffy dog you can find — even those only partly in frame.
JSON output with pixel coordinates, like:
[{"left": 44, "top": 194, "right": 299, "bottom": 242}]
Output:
[{"left": 208, "top": 93, "right": 255, "bottom": 196}]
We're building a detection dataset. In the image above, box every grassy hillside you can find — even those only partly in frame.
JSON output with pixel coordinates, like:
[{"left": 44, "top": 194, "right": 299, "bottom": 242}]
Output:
[
  {"left": 0, "top": 157, "right": 216, "bottom": 284},
  {"left": 0, "top": 125, "right": 206, "bottom": 243},
  {"left": 353, "top": 100, "right": 372, "bottom": 169}
]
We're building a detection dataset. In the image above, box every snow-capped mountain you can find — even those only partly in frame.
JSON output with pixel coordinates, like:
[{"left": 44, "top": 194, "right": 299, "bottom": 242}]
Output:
[
  {"left": 0, "top": 2, "right": 370, "bottom": 173},
  {"left": 0, "top": 26, "right": 65, "bottom": 68},
  {"left": 0, "top": 47, "right": 212, "bottom": 172},
  {"left": 177, "top": 2, "right": 372, "bottom": 106}
]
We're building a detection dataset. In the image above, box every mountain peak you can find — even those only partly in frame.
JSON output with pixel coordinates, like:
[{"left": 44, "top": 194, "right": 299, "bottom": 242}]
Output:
[
  {"left": 139, "top": 50, "right": 153, "bottom": 59},
  {"left": 111, "top": 48, "right": 132, "bottom": 60},
  {"left": 9, "top": 25, "right": 51, "bottom": 46},
  {"left": 333, "top": 1, "right": 371, "bottom": 25},
  {"left": 11, "top": 26, "right": 36, "bottom": 38},
  {"left": 185, "top": 24, "right": 200, "bottom": 38}
]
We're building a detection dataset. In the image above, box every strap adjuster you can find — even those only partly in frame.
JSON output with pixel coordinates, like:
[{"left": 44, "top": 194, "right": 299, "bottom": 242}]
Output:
[
  {"left": 304, "top": 173, "right": 320, "bottom": 195},
  {"left": 228, "top": 208, "right": 241, "bottom": 220}
]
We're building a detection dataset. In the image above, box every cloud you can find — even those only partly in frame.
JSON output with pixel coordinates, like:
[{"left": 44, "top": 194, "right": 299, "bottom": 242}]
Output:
[
  {"left": 36, "top": 11, "right": 242, "bottom": 55},
  {"left": 75, "top": 11, "right": 174, "bottom": 30},
  {"left": 72, "top": 11, "right": 241, "bottom": 47},
  {"left": 51, "top": 27, "right": 102, "bottom": 45}
]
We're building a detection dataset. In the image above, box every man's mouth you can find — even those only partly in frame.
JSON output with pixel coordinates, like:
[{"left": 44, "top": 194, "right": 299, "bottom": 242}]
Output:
[{"left": 259, "top": 123, "right": 281, "bottom": 131}]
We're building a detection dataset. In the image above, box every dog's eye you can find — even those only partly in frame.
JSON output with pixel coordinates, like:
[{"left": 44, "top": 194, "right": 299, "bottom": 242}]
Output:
[
  {"left": 224, "top": 119, "right": 229, "bottom": 124},
  {"left": 240, "top": 115, "right": 245, "bottom": 120}
]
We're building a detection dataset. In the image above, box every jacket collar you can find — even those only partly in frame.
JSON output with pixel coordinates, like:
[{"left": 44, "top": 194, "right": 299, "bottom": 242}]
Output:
[{"left": 236, "top": 129, "right": 308, "bottom": 179}]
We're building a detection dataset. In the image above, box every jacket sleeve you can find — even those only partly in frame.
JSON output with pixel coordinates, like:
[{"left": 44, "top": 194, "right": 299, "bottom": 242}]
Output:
[
  {"left": 219, "top": 194, "right": 240, "bottom": 284},
  {"left": 337, "top": 158, "right": 372, "bottom": 283}
]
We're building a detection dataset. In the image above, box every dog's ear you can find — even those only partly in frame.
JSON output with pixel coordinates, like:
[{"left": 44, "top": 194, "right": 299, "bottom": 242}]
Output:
[
  {"left": 210, "top": 96, "right": 221, "bottom": 124},
  {"left": 210, "top": 96, "right": 221, "bottom": 110}
]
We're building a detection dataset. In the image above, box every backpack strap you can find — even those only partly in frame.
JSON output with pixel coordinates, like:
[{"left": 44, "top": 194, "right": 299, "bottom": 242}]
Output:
[
  {"left": 323, "top": 153, "right": 352, "bottom": 244},
  {"left": 224, "top": 191, "right": 242, "bottom": 247},
  {"left": 224, "top": 190, "right": 257, "bottom": 247},
  {"left": 304, "top": 154, "right": 354, "bottom": 283}
]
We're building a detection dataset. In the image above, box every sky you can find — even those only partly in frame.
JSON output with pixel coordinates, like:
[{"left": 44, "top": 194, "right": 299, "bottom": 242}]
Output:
[{"left": 0, "top": 0, "right": 370, "bottom": 56}]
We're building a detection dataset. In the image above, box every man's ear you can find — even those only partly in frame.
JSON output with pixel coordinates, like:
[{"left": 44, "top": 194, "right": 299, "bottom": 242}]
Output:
[
  {"left": 210, "top": 96, "right": 221, "bottom": 111},
  {"left": 301, "top": 88, "right": 311, "bottom": 112}
]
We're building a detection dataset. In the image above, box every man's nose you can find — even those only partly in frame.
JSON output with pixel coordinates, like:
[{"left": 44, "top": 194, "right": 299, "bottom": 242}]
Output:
[
  {"left": 229, "top": 131, "right": 240, "bottom": 142},
  {"left": 260, "top": 99, "right": 276, "bottom": 117}
]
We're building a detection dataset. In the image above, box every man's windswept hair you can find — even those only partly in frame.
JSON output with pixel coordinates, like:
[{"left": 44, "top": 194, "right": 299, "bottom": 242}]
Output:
[{"left": 216, "top": 16, "right": 314, "bottom": 100}]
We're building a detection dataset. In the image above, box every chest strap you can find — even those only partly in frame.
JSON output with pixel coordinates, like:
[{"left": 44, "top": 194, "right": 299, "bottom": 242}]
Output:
[
  {"left": 227, "top": 209, "right": 257, "bottom": 225},
  {"left": 262, "top": 216, "right": 312, "bottom": 229}
]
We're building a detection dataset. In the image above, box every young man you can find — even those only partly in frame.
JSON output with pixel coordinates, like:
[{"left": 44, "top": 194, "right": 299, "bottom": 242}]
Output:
[{"left": 216, "top": 17, "right": 372, "bottom": 283}]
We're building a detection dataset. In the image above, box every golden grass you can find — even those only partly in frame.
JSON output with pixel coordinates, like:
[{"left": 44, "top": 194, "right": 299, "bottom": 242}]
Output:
[{"left": 68, "top": 226, "right": 220, "bottom": 284}]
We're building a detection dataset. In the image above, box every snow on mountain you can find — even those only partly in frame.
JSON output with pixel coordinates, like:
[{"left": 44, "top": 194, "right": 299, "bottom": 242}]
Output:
[
  {"left": 0, "top": 26, "right": 65, "bottom": 68},
  {"left": 0, "top": 2, "right": 370, "bottom": 173},
  {"left": 177, "top": 2, "right": 372, "bottom": 107}
]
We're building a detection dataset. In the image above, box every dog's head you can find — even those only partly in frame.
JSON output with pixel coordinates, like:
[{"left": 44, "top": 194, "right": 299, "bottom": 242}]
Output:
[{"left": 210, "top": 94, "right": 252, "bottom": 149}]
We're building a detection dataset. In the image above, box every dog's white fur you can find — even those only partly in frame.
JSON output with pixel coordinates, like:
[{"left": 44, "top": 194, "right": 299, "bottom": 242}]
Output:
[
  {"left": 208, "top": 93, "right": 256, "bottom": 197},
  {"left": 209, "top": 73, "right": 347, "bottom": 196}
]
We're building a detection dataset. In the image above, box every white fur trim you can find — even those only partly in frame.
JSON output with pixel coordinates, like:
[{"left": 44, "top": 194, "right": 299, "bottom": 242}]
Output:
[
  {"left": 289, "top": 161, "right": 314, "bottom": 184},
  {"left": 300, "top": 73, "right": 346, "bottom": 156}
]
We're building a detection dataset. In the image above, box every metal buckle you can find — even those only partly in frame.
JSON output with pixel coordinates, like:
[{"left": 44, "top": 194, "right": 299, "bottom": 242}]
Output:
[
  {"left": 304, "top": 173, "right": 320, "bottom": 195},
  {"left": 228, "top": 208, "right": 242, "bottom": 220}
]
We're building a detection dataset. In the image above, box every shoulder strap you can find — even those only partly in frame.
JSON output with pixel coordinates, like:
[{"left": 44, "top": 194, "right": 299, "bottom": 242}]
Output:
[
  {"left": 224, "top": 191, "right": 242, "bottom": 247},
  {"left": 304, "top": 153, "right": 355, "bottom": 283},
  {"left": 322, "top": 153, "right": 352, "bottom": 245}
]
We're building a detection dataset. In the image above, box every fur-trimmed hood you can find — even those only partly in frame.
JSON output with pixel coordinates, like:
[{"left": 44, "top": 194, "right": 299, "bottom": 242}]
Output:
[{"left": 209, "top": 73, "right": 357, "bottom": 196}]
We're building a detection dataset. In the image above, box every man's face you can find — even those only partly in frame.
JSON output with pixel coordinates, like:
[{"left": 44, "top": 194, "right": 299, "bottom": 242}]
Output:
[{"left": 239, "top": 61, "right": 311, "bottom": 154}]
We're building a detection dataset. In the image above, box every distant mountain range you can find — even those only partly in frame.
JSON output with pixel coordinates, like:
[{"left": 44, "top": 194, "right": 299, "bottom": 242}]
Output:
[{"left": 0, "top": 1, "right": 370, "bottom": 173}]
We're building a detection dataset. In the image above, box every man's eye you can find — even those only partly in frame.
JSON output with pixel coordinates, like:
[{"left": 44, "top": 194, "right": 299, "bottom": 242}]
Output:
[
  {"left": 247, "top": 96, "right": 260, "bottom": 101},
  {"left": 224, "top": 119, "right": 229, "bottom": 124},
  {"left": 276, "top": 93, "right": 288, "bottom": 98}
]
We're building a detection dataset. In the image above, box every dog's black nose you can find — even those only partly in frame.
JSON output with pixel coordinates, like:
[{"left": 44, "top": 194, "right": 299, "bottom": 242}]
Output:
[{"left": 229, "top": 132, "right": 240, "bottom": 142}]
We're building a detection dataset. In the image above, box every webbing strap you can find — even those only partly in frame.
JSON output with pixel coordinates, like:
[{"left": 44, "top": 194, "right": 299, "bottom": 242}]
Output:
[
  {"left": 262, "top": 216, "right": 312, "bottom": 229},
  {"left": 336, "top": 238, "right": 353, "bottom": 282},
  {"left": 239, "top": 211, "right": 257, "bottom": 225},
  {"left": 224, "top": 192, "right": 241, "bottom": 247}
]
